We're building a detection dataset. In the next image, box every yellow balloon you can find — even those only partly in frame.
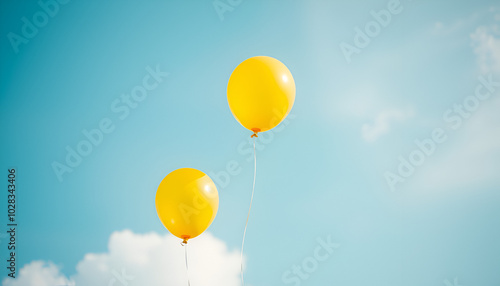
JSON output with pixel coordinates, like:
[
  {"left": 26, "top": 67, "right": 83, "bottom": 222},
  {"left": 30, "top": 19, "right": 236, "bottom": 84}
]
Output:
[
  {"left": 155, "top": 168, "right": 219, "bottom": 243},
  {"left": 227, "top": 56, "right": 296, "bottom": 134}
]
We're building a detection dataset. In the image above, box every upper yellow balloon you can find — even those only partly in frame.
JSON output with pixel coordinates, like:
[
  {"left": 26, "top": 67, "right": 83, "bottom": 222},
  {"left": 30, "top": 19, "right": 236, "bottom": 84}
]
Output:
[
  {"left": 155, "top": 168, "right": 219, "bottom": 243},
  {"left": 227, "top": 56, "right": 296, "bottom": 133}
]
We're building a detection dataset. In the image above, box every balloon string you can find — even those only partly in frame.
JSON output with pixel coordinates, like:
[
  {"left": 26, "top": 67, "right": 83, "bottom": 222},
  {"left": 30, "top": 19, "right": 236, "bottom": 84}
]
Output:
[
  {"left": 181, "top": 242, "right": 191, "bottom": 286},
  {"left": 240, "top": 136, "right": 257, "bottom": 286}
]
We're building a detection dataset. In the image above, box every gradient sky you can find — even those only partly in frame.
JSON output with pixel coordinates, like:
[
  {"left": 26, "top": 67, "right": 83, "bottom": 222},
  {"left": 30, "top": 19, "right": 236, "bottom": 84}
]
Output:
[{"left": 1, "top": 0, "right": 500, "bottom": 285}]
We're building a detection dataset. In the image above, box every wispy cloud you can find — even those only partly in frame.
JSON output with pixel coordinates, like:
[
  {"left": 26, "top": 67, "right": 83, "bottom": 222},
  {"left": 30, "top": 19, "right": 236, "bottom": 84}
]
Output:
[
  {"left": 408, "top": 22, "right": 500, "bottom": 194},
  {"left": 471, "top": 24, "right": 500, "bottom": 74},
  {"left": 430, "top": 8, "right": 488, "bottom": 36},
  {"left": 410, "top": 95, "right": 500, "bottom": 193},
  {"left": 362, "top": 109, "right": 414, "bottom": 142}
]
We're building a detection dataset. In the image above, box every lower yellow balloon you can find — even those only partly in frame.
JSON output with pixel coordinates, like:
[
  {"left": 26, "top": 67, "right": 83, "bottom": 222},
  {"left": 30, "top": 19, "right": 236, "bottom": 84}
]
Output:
[
  {"left": 155, "top": 168, "right": 219, "bottom": 243},
  {"left": 227, "top": 56, "right": 296, "bottom": 134}
]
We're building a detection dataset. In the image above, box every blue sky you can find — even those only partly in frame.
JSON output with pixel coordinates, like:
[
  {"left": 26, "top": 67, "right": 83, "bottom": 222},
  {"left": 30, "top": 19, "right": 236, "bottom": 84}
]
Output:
[{"left": 1, "top": 0, "right": 500, "bottom": 285}]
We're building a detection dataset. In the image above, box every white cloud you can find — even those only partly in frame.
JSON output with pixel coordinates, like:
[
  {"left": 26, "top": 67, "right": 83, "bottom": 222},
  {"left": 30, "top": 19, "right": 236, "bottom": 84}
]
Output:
[
  {"left": 361, "top": 109, "right": 414, "bottom": 142},
  {"left": 2, "top": 231, "right": 241, "bottom": 286}
]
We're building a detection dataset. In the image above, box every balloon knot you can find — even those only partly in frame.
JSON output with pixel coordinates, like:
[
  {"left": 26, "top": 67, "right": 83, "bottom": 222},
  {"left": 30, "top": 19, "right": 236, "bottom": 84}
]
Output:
[
  {"left": 181, "top": 236, "right": 189, "bottom": 246},
  {"left": 251, "top": 128, "right": 260, "bottom": 138}
]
